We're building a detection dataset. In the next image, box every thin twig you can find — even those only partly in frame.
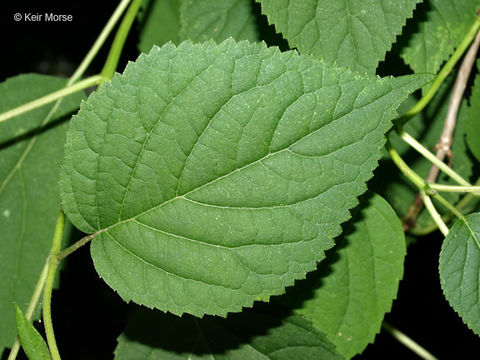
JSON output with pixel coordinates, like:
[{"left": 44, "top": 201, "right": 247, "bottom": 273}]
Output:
[
  {"left": 404, "top": 30, "right": 480, "bottom": 230},
  {"left": 382, "top": 322, "right": 438, "bottom": 360}
]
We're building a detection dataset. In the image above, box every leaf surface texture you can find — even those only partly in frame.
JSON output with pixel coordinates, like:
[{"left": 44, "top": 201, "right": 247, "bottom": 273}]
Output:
[
  {"left": 439, "top": 213, "right": 480, "bottom": 336},
  {"left": 257, "top": 0, "right": 419, "bottom": 74},
  {"left": 61, "top": 39, "right": 429, "bottom": 317}
]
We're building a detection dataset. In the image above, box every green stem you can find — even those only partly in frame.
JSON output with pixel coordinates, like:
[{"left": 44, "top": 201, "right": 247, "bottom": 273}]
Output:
[
  {"left": 7, "top": 259, "right": 50, "bottom": 360},
  {"left": 43, "top": 212, "right": 65, "bottom": 360},
  {"left": 433, "top": 193, "right": 467, "bottom": 222},
  {"left": 396, "top": 14, "right": 480, "bottom": 126},
  {"left": 398, "top": 128, "right": 472, "bottom": 187},
  {"left": 0, "top": 75, "right": 103, "bottom": 124},
  {"left": 69, "top": 0, "right": 133, "bottom": 85},
  {"left": 430, "top": 183, "right": 480, "bottom": 193},
  {"left": 101, "top": 0, "right": 143, "bottom": 80},
  {"left": 382, "top": 322, "right": 438, "bottom": 360},
  {"left": 421, "top": 190, "right": 449, "bottom": 236},
  {"left": 56, "top": 233, "right": 96, "bottom": 261},
  {"left": 386, "top": 140, "right": 430, "bottom": 192}
]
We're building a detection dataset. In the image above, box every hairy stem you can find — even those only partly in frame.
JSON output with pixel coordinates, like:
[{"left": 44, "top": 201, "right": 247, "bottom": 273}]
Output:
[
  {"left": 0, "top": 75, "right": 103, "bottom": 124},
  {"left": 396, "top": 14, "right": 480, "bottom": 126},
  {"left": 382, "top": 323, "right": 438, "bottom": 360},
  {"left": 101, "top": 0, "right": 143, "bottom": 80},
  {"left": 43, "top": 212, "right": 65, "bottom": 360}
]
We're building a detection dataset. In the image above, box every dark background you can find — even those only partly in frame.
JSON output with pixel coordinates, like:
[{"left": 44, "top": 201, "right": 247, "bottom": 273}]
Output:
[{"left": 1, "top": 0, "right": 479, "bottom": 359}]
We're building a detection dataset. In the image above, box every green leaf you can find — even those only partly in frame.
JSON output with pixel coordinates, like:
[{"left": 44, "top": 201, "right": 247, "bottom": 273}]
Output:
[
  {"left": 61, "top": 39, "right": 430, "bottom": 317},
  {"left": 138, "top": 0, "right": 181, "bottom": 53},
  {"left": 465, "top": 60, "right": 480, "bottom": 162},
  {"left": 179, "top": 0, "right": 259, "bottom": 43},
  {"left": 115, "top": 307, "right": 343, "bottom": 359},
  {"left": 0, "top": 74, "right": 83, "bottom": 352},
  {"left": 282, "top": 193, "right": 405, "bottom": 358},
  {"left": 257, "top": 0, "right": 419, "bottom": 74},
  {"left": 401, "top": 0, "right": 480, "bottom": 75},
  {"left": 439, "top": 213, "right": 480, "bottom": 336},
  {"left": 14, "top": 304, "right": 51, "bottom": 360},
  {"left": 138, "top": 0, "right": 259, "bottom": 54}
]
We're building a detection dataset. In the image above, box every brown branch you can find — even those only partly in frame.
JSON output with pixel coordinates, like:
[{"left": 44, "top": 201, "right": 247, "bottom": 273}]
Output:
[{"left": 403, "top": 30, "right": 480, "bottom": 231}]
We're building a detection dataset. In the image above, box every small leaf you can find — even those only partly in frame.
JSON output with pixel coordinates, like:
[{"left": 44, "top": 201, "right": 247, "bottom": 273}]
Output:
[
  {"left": 283, "top": 193, "right": 406, "bottom": 358},
  {"left": 257, "top": 0, "right": 420, "bottom": 74},
  {"left": 439, "top": 213, "right": 480, "bottom": 336},
  {"left": 465, "top": 60, "right": 480, "bottom": 162},
  {"left": 14, "top": 304, "right": 51, "bottom": 360},
  {"left": 179, "top": 0, "right": 259, "bottom": 43},
  {"left": 0, "top": 74, "right": 83, "bottom": 352},
  {"left": 401, "top": 0, "right": 480, "bottom": 75},
  {"left": 115, "top": 307, "right": 343, "bottom": 359},
  {"left": 61, "top": 39, "right": 430, "bottom": 317},
  {"left": 138, "top": 0, "right": 181, "bottom": 53}
]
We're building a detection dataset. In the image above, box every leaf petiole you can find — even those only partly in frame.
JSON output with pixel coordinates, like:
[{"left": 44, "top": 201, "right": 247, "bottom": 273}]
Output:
[{"left": 420, "top": 190, "right": 449, "bottom": 236}]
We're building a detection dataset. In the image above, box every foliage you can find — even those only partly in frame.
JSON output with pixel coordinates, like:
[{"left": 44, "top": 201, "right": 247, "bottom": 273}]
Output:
[{"left": 2, "top": 0, "right": 480, "bottom": 359}]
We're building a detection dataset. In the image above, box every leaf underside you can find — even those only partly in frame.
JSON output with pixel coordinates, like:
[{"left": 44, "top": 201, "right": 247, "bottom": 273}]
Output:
[
  {"left": 257, "top": 0, "right": 419, "bottom": 74},
  {"left": 61, "top": 39, "right": 429, "bottom": 317},
  {"left": 115, "top": 308, "right": 343, "bottom": 360},
  {"left": 0, "top": 74, "right": 83, "bottom": 352},
  {"left": 285, "top": 193, "right": 406, "bottom": 359},
  {"left": 439, "top": 213, "right": 480, "bottom": 336}
]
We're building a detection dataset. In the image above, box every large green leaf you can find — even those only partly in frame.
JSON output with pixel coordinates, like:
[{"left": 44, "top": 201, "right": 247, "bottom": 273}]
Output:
[
  {"left": 401, "top": 0, "right": 480, "bottom": 75},
  {"left": 439, "top": 213, "right": 480, "bottom": 336},
  {"left": 61, "top": 39, "right": 429, "bottom": 317},
  {"left": 180, "top": 0, "right": 259, "bottom": 43},
  {"left": 138, "top": 0, "right": 181, "bottom": 53},
  {"left": 282, "top": 193, "right": 405, "bottom": 358},
  {"left": 14, "top": 305, "right": 51, "bottom": 360},
  {"left": 115, "top": 308, "right": 343, "bottom": 359},
  {"left": 465, "top": 60, "right": 480, "bottom": 162},
  {"left": 257, "top": 0, "right": 419, "bottom": 74},
  {"left": 0, "top": 74, "right": 83, "bottom": 352}
]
